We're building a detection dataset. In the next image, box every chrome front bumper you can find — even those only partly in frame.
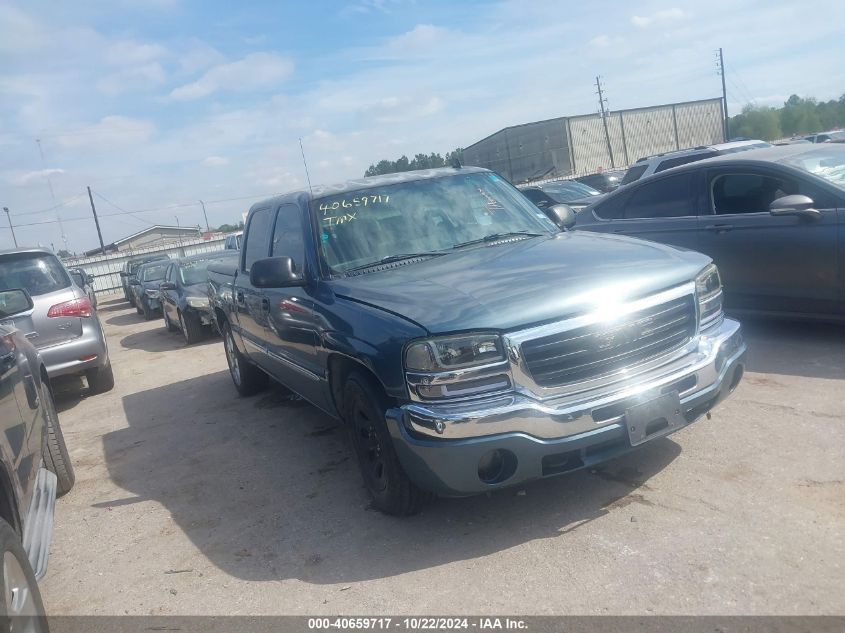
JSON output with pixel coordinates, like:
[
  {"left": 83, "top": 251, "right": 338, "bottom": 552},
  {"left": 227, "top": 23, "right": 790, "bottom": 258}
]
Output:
[{"left": 402, "top": 317, "right": 745, "bottom": 441}]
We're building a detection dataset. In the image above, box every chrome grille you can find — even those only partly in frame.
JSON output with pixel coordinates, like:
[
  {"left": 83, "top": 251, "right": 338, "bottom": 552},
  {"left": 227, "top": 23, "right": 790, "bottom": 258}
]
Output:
[{"left": 521, "top": 294, "right": 697, "bottom": 387}]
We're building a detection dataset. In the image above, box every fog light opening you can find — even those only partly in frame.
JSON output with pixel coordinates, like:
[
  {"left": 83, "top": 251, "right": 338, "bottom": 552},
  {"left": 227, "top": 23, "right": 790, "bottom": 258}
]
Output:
[
  {"left": 477, "top": 449, "right": 517, "bottom": 485},
  {"left": 728, "top": 365, "right": 744, "bottom": 393}
]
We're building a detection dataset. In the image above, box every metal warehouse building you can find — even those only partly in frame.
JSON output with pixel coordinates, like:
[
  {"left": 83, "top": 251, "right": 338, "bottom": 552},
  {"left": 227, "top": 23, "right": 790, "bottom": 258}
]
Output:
[{"left": 462, "top": 97, "right": 725, "bottom": 184}]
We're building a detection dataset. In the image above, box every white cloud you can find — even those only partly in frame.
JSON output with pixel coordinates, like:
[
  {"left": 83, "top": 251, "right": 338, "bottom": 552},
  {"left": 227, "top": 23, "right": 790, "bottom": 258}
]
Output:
[
  {"left": 96, "top": 63, "right": 167, "bottom": 95},
  {"left": 105, "top": 39, "right": 167, "bottom": 66},
  {"left": 169, "top": 52, "right": 294, "bottom": 101},
  {"left": 6, "top": 168, "right": 65, "bottom": 185},
  {"left": 52, "top": 116, "right": 157, "bottom": 149},
  {"left": 631, "top": 8, "right": 688, "bottom": 28},
  {"left": 201, "top": 156, "right": 229, "bottom": 167},
  {"left": 0, "top": 5, "right": 47, "bottom": 53}
]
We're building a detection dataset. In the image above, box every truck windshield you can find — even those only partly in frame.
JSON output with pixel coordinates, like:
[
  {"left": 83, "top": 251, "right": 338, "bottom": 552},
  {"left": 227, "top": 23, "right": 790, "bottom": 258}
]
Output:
[
  {"left": 312, "top": 172, "right": 556, "bottom": 273},
  {"left": 179, "top": 258, "right": 219, "bottom": 285}
]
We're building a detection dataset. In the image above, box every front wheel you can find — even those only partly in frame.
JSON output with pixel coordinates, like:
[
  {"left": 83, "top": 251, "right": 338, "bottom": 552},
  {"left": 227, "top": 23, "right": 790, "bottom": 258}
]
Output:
[
  {"left": 0, "top": 518, "right": 48, "bottom": 630},
  {"left": 222, "top": 322, "right": 268, "bottom": 397},
  {"left": 343, "top": 371, "right": 432, "bottom": 516},
  {"left": 41, "top": 379, "right": 75, "bottom": 497},
  {"left": 179, "top": 311, "right": 203, "bottom": 345},
  {"left": 140, "top": 299, "right": 154, "bottom": 321}
]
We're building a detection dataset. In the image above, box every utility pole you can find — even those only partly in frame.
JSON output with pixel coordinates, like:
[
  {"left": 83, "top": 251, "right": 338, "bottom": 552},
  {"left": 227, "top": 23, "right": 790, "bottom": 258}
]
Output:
[
  {"left": 717, "top": 48, "right": 729, "bottom": 141},
  {"left": 86, "top": 186, "right": 106, "bottom": 254},
  {"left": 3, "top": 207, "right": 18, "bottom": 247},
  {"left": 198, "top": 200, "right": 210, "bottom": 233},
  {"left": 595, "top": 76, "right": 615, "bottom": 168},
  {"left": 36, "top": 138, "right": 67, "bottom": 251}
]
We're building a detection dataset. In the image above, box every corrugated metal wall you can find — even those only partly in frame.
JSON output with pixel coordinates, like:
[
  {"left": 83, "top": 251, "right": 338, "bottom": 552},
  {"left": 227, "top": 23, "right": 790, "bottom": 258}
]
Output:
[
  {"left": 462, "top": 118, "right": 572, "bottom": 184},
  {"left": 62, "top": 236, "right": 229, "bottom": 297},
  {"left": 464, "top": 97, "right": 725, "bottom": 183}
]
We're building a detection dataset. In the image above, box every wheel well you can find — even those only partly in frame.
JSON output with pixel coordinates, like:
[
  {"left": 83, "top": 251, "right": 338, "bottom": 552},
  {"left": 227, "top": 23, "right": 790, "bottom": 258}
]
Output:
[{"left": 327, "top": 354, "right": 391, "bottom": 417}]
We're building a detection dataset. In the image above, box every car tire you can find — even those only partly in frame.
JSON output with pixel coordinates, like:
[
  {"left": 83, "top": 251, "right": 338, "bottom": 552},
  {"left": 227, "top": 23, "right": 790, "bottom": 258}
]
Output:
[
  {"left": 343, "top": 371, "right": 432, "bottom": 516},
  {"left": 222, "top": 322, "right": 268, "bottom": 397},
  {"left": 163, "top": 309, "right": 177, "bottom": 332},
  {"left": 86, "top": 360, "right": 115, "bottom": 395},
  {"left": 179, "top": 311, "right": 203, "bottom": 345},
  {"left": 0, "top": 517, "right": 49, "bottom": 631},
  {"left": 140, "top": 299, "right": 154, "bottom": 321},
  {"left": 40, "top": 379, "right": 75, "bottom": 497}
]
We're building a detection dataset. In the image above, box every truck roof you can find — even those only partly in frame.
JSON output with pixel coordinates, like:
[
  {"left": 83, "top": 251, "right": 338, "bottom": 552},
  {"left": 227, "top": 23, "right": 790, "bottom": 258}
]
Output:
[{"left": 249, "top": 166, "right": 491, "bottom": 212}]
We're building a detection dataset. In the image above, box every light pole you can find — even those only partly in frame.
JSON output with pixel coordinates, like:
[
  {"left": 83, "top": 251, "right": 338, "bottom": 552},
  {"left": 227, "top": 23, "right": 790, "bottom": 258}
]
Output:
[
  {"left": 198, "top": 200, "right": 210, "bottom": 233},
  {"left": 3, "top": 207, "right": 18, "bottom": 248}
]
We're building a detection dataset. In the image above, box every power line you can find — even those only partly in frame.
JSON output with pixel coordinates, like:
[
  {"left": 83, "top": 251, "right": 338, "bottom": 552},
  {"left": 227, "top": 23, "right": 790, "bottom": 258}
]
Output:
[{"left": 93, "top": 191, "right": 155, "bottom": 226}]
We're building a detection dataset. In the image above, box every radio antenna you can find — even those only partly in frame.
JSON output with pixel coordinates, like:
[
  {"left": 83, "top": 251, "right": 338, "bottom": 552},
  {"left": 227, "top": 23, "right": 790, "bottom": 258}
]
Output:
[{"left": 299, "top": 137, "right": 314, "bottom": 197}]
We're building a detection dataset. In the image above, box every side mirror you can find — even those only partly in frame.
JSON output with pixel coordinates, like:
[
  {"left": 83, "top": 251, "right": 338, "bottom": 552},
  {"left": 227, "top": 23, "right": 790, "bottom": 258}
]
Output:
[
  {"left": 769, "top": 195, "right": 821, "bottom": 219},
  {"left": 545, "top": 204, "right": 577, "bottom": 230},
  {"left": 0, "top": 288, "right": 34, "bottom": 318},
  {"left": 250, "top": 256, "right": 304, "bottom": 288},
  {"left": 159, "top": 281, "right": 176, "bottom": 291}
]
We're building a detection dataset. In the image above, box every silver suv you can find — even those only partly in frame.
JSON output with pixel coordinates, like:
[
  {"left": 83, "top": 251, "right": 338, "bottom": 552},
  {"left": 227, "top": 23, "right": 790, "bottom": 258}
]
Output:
[
  {"left": 621, "top": 140, "right": 772, "bottom": 185},
  {"left": 0, "top": 248, "right": 114, "bottom": 394}
]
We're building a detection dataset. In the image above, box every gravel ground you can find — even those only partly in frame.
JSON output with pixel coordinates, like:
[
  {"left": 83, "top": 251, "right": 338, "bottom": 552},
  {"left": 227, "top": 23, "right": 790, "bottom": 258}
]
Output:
[{"left": 40, "top": 296, "right": 845, "bottom": 615}]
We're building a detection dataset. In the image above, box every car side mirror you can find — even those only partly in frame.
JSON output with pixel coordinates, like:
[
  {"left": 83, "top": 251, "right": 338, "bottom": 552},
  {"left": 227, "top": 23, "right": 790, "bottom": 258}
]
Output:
[
  {"left": 545, "top": 204, "right": 577, "bottom": 230},
  {"left": 769, "top": 195, "right": 821, "bottom": 219},
  {"left": 159, "top": 281, "right": 176, "bottom": 291},
  {"left": 0, "top": 288, "right": 34, "bottom": 318},
  {"left": 250, "top": 256, "right": 304, "bottom": 288}
]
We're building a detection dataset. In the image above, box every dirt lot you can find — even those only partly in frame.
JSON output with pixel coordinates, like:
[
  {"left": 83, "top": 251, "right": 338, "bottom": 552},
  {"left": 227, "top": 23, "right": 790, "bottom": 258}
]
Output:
[{"left": 40, "top": 296, "right": 844, "bottom": 615}]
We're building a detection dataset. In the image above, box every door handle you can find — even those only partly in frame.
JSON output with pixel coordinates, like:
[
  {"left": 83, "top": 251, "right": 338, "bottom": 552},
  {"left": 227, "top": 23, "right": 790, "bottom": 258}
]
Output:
[{"left": 704, "top": 223, "right": 734, "bottom": 233}]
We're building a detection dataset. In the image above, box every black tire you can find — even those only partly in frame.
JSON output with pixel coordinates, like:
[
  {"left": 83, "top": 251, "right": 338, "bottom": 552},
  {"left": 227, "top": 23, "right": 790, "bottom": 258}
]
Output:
[
  {"left": 163, "top": 308, "right": 177, "bottom": 332},
  {"left": 140, "top": 299, "right": 154, "bottom": 321},
  {"left": 127, "top": 292, "right": 136, "bottom": 307},
  {"left": 179, "top": 310, "right": 203, "bottom": 345},
  {"left": 40, "top": 379, "right": 75, "bottom": 497},
  {"left": 86, "top": 360, "right": 115, "bottom": 395},
  {"left": 343, "top": 371, "right": 431, "bottom": 516},
  {"left": 0, "top": 517, "right": 49, "bottom": 631},
  {"left": 222, "top": 322, "right": 268, "bottom": 397}
]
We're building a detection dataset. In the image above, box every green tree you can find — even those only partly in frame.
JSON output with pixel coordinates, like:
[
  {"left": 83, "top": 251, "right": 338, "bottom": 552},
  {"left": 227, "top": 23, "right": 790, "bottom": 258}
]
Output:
[
  {"left": 731, "top": 105, "right": 782, "bottom": 141},
  {"left": 363, "top": 148, "right": 465, "bottom": 177},
  {"left": 728, "top": 94, "right": 845, "bottom": 140}
]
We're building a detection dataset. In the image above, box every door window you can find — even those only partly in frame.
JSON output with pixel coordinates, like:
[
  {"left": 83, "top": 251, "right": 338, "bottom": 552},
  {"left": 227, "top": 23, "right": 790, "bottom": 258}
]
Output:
[
  {"left": 623, "top": 173, "right": 695, "bottom": 218},
  {"left": 711, "top": 173, "right": 797, "bottom": 215},
  {"left": 271, "top": 205, "right": 306, "bottom": 269},
  {"left": 242, "top": 208, "right": 273, "bottom": 271}
]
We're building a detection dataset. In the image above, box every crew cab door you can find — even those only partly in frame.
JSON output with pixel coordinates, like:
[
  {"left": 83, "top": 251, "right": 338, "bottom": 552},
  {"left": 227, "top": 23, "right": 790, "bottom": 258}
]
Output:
[
  {"left": 696, "top": 167, "right": 840, "bottom": 316},
  {"left": 236, "top": 206, "right": 275, "bottom": 370},
  {"left": 261, "top": 204, "right": 328, "bottom": 408},
  {"left": 585, "top": 171, "right": 702, "bottom": 251}
]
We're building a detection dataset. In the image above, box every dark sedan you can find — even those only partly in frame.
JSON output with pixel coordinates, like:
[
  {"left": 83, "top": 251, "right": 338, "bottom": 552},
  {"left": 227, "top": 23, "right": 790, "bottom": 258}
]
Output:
[
  {"left": 573, "top": 144, "right": 845, "bottom": 320},
  {"left": 520, "top": 181, "right": 603, "bottom": 212},
  {"left": 574, "top": 170, "right": 625, "bottom": 193},
  {"left": 0, "top": 288, "right": 75, "bottom": 624},
  {"left": 129, "top": 260, "right": 170, "bottom": 320},
  {"left": 159, "top": 251, "right": 238, "bottom": 344}
]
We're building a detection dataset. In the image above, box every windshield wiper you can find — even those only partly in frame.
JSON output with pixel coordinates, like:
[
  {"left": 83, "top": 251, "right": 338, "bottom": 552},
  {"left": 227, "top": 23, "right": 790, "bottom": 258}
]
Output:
[
  {"left": 344, "top": 252, "right": 446, "bottom": 274},
  {"left": 451, "top": 231, "right": 544, "bottom": 250}
]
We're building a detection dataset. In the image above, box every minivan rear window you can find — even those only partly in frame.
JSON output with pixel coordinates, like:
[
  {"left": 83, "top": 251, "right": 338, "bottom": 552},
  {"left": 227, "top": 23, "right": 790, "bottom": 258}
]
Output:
[{"left": 0, "top": 253, "right": 71, "bottom": 296}]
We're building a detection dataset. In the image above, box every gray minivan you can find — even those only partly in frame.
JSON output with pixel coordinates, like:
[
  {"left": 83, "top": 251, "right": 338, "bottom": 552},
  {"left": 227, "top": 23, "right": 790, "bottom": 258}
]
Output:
[{"left": 0, "top": 248, "right": 114, "bottom": 393}]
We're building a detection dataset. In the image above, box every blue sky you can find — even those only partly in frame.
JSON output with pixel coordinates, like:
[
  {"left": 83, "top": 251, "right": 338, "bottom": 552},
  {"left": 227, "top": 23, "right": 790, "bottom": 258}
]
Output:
[{"left": 2, "top": 0, "right": 844, "bottom": 252}]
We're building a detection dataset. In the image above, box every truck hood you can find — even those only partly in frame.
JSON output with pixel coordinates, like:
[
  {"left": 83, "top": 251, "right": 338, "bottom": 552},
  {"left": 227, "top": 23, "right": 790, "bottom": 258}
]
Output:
[{"left": 328, "top": 232, "right": 710, "bottom": 333}]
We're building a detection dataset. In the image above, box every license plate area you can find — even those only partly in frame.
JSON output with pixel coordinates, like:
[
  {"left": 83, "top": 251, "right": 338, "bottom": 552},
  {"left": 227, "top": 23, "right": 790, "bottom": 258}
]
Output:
[{"left": 625, "top": 391, "right": 685, "bottom": 446}]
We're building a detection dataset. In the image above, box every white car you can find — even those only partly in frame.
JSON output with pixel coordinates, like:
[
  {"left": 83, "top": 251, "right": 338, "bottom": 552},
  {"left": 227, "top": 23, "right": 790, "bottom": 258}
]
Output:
[{"left": 620, "top": 140, "right": 772, "bottom": 186}]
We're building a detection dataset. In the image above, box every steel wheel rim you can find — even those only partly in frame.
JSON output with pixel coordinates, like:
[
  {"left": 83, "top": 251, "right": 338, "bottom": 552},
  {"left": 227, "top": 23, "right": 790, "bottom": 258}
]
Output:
[
  {"left": 353, "top": 399, "right": 387, "bottom": 493},
  {"left": 225, "top": 331, "right": 241, "bottom": 385},
  {"left": 4, "top": 551, "right": 37, "bottom": 622}
]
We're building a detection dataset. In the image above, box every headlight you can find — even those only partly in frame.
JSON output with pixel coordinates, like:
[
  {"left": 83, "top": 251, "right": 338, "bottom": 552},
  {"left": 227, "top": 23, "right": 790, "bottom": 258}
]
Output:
[
  {"left": 405, "top": 334, "right": 505, "bottom": 371},
  {"left": 187, "top": 297, "right": 209, "bottom": 308},
  {"left": 696, "top": 263, "right": 723, "bottom": 327},
  {"left": 145, "top": 289, "right": 159, "bottom": 299},
  {"left": 405, "top": 334, "right": 510, "bottom": 401}
]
